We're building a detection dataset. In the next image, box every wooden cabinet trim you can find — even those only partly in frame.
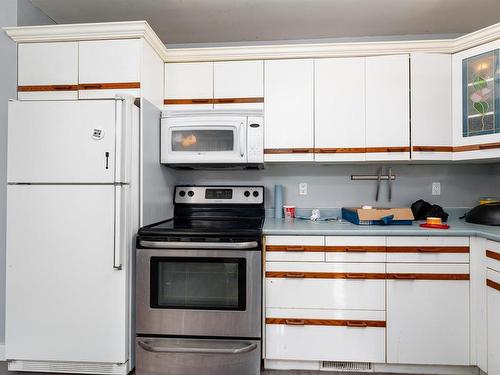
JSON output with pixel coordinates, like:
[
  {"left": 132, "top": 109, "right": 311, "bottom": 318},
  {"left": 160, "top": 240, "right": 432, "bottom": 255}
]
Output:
[
  {"left": 386, "top": 273, "right": 470, "bottom": 280},
  {"left": 264, "top": 148, "right": 314, "bottom": 154},
  {"left": 487, "top": 278, "right": 500, "bottom": 292},
  {"left": 265, "top": 271, "right": 386, "bottom": 279},
  {"left": 453, "top": 142, "right": 500, "bottom": 152},
  {"left": 78, "top": 82, "right": 140, "bottom": 90},
  {"left": 266, "top": 318, "right": 386, "bottom": 328},
  {"left": 266, "top": 245, "right": 324, "bottom": 252},
  {"left": 386, "top": 246, "right": 469, "bottom": 253},
  {"left": 18, "top": 84, "right": 78, "bottom": 92},
  {"left": 365, "top": 146, "right": 410, "bottom": 153},
  {"left": 324, "top": 246, "right": 386, "bottom": 253},
  {"left": 315, "top": 147, "right": 366, "bottom": 154},
  {"left": 412, "top": 146, "right": 453, "bottom": 152},
  {"left": 486, "top": 250, "right": 500, "bottom": 261},
  {"left": 164, "top": 97, "right": 264, "bottom": 105}
]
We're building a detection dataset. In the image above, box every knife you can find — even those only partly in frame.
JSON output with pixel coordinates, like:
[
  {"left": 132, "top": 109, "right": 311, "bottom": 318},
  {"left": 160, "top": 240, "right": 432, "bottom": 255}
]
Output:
[
  {"left": 375, "top": 167, "right": 382, "bottom": 201},
  {"left": 388, "top": 167, "right": 392, "bottom": 202}
]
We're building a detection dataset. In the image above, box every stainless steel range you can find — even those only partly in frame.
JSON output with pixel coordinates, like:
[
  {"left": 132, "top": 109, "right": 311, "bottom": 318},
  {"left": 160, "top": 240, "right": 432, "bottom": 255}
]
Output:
[{"left": 135, "top": 185, "right": 264, "bottom": 375}]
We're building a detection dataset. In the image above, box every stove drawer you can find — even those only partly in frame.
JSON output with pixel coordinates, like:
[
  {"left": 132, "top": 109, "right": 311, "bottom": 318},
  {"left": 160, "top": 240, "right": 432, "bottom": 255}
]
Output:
[{"left": 136, "top": 337, "right": 261, "bottom": 375}]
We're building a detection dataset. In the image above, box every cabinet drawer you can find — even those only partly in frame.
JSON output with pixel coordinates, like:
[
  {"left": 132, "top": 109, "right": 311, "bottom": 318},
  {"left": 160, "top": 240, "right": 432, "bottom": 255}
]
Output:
[
  {"left": 266, "top": 236, "right": 325, "bottom": 262},
  {"left": 486, "top": 240, "right": 500, "bottom": 272},
  {"left": 266, "top": 308, "right": 385, "bottom": 363},
  {"left": 266, "top": 262, "right": 385, "bottom": 310},
  {"left": 386, "top": 236, "right": 469, "bottom": 263},
  {"left": 325, "top": 236, "right": 385, "bottom": 262}
]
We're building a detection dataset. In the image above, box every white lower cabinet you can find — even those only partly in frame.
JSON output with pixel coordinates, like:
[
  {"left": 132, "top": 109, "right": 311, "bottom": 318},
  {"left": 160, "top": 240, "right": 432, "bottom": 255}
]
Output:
[
  {"left": 386, "top": 263, "right": 470, "bottom": 366},
  {"left": 487, "top": 269, "right": 500, "bottom": 375},
  {"left": 266, "top": 308, "right": 385, "bottom": 363},
  {"left": 266, "top": 262, "right": 385, "bottom": 310}
]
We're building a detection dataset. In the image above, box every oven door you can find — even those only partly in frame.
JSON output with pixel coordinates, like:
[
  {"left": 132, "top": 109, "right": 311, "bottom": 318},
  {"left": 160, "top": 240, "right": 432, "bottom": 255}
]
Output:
[
  {"left": 160, "top": 117, "right": 247, "bottom": 164},
  {"left": 136, "top": 247, "right": 261, "bottom": 338}
]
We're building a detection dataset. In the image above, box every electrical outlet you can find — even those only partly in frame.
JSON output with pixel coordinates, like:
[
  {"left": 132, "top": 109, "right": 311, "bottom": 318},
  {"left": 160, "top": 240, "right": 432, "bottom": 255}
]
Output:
[
  {"left": 432, "top": 182, "right": 441, "bottom": 196},
  {"left": 299, "top": 182, "right": 308, "bottom": 195}
]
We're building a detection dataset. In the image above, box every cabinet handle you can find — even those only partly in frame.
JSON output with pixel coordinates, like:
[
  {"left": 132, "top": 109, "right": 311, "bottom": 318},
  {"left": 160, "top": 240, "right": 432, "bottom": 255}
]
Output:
[
  {"left": 284, "top": 273, "right": 305, "bottom": 278},
  {"left": 393, "top": 274, "right": 416, "bottom": 280},
  {"left": 417, "top": 247, "right": 439, "bottom": 253},
  {"left": 285, "top": 319, "right": 305, "bottom": 326},
  {"left": 191, "top": 99, "right": 211, "bottom": 104},
  {"left": 80, "top": 83, "right": 103, "bottom": 89},
  {"left": 53, "top": 85, "right": 74, "bottom": 90},
  {"left": 345, "top": 247, "right": 367, "bottom": 252},
  {"left": 346, "top": 321, "right": 368, "bottom": 328},
  {"left": 285, "top": 246, "right": 305, "bottom": 251},
  {"left": 105, "top": 152, "right": 110, "bottom": 169},
  {"left": 216, "top": 98, "right": 235, "bottom": 103},
  {"left": 345, "top": 273, "right": 367, "bottom": 279}
]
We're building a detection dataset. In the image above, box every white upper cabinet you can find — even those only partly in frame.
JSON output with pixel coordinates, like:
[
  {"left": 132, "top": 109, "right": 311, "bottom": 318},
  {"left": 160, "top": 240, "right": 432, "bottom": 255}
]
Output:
[
  {"left": 78, "top": 39, "right": 142, "bottom": 99},
  {"left": 18, "top": 42, "right": 78, "bottom": 100},
  {"left": 452, "top": 40, "right": 500, "bottom": 161},
  {"left": 264, "top": 59, "right": 314, "bottom": 162},
  {"left": 314, "top": 57, "right": 366, "bottom": 162},
  {"left": 164, "top": 62, "right": 214, "bottom": 109},
  {"left": 213, "top": 60, "right": 263, "bottom": 109},
  {"left": 411, "top": 53, "right": 452, "bottom": 161},
  {"left": 366, "top": 54, "right": 410, "bottom": 161}
]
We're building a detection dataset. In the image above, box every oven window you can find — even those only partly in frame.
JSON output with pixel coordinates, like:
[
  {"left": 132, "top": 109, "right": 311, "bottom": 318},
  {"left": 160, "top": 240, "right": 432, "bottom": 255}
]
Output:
[
  {"left": 171, "top": 130, "right": 234, "bottom": 152},
  {"left": 150, "top": 257, "right": 246, "bottom": 311}
]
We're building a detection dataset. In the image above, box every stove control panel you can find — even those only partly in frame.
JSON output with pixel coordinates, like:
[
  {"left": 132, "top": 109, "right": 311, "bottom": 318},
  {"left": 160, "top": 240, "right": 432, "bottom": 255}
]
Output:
[{"left": 175, "top": 186, "right": 264, "bottom": 204}]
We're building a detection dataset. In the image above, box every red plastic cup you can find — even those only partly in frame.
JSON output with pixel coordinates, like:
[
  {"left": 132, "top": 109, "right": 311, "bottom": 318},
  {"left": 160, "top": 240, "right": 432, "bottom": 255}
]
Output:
[{"left": 283, "top": 205, "right": 296, "bottom": 219}]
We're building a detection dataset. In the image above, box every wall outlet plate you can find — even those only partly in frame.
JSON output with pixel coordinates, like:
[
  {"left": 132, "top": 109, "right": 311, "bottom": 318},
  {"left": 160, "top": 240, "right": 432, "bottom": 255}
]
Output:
[
  {"left": 432, "top": 182, "right": 441, "bottom": 196},
  {"left": 299, "top": 182, "right": 308, "bottom": 195}
]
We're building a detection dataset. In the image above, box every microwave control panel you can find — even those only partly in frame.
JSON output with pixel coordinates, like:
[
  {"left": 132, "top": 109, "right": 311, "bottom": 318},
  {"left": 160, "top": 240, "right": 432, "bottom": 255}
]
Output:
[{"left": 247, "top": 116, "right": 264, "bottom": 163}]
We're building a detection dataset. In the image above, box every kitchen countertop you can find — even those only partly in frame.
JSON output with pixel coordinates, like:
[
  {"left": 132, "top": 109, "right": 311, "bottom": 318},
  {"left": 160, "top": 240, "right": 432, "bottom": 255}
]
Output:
[{"left": 263, "top": 217, "right": 500, "bottom": 242}]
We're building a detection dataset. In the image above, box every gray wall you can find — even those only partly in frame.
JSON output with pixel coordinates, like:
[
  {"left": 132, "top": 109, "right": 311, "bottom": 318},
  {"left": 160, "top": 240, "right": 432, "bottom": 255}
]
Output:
[
  {"left": 0, "top": 0, "right": 55, "bottom": 345},
  {"left": 175, "top": 163, "right": 500, "bottom": 209}
]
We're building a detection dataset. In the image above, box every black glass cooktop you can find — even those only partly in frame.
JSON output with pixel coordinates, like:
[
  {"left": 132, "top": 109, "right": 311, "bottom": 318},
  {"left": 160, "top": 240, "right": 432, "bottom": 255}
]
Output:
[{"left": 138, "top": 217, "right": 264, "bottom": 240}]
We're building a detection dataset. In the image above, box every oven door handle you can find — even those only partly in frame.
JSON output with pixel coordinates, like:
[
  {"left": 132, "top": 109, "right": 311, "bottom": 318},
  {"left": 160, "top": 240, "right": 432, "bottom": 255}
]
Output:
[
  {"left": 138, "top": 340, "right": 257, "bottom": 354},
  {"left": 139, "top": 240, "right": 258, "bottom": 249}
]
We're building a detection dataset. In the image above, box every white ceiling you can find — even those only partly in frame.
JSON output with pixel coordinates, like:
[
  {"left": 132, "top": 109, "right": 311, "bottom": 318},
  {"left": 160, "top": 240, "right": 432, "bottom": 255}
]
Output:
[{"left": 30, "top": 0, "right": 500, "bottom": 45}]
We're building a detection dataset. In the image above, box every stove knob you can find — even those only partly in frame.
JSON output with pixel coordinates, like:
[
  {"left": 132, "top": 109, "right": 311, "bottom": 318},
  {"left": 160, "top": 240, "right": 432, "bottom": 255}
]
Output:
[
  {"left": 244, "top": 191, "right": 250, "bottom": 197},
  {"left": 179, "top": 190, "right": 186, "bottom": 197},
  {"left": 253, "top": 191, "right": 259, "bottom": 197},
  {"left": 188, "top": 191, "right": 194, "bottom": 197}
]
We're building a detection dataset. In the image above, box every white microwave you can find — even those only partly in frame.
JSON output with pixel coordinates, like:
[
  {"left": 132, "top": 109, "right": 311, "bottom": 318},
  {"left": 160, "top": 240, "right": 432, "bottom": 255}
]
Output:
[{"left": 160, "top": 110, "right": 264, "bottom": 168}]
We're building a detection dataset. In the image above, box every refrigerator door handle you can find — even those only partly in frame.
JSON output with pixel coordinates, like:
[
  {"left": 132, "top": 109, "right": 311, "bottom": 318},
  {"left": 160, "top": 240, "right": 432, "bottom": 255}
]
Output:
[{"left": 113, "top": 186, "right": 124, "bottom": 270}]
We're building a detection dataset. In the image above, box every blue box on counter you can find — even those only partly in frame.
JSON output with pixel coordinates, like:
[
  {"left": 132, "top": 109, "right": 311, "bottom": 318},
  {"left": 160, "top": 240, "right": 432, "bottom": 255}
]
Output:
[{"left": 342, "top": 207, "right": 414, "bottom": 225}]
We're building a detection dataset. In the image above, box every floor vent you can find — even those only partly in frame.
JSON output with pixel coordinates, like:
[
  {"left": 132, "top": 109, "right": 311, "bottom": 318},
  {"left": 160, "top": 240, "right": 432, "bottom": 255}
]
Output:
[
  {"left": 8, "top": 360, "right": 128, "bottom": 375},
  {"left": 321, "top": 361, "right": 373, "bottom": 372}
]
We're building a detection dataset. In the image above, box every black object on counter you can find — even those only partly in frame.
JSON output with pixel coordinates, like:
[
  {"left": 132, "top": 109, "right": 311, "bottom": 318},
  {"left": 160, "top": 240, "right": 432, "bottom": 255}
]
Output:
[
  {"left": 411, "top": 199, "right": 449, "bottom": 222},
  {"left": 465, "top": 202, "right": 500, "bottom": 226}
]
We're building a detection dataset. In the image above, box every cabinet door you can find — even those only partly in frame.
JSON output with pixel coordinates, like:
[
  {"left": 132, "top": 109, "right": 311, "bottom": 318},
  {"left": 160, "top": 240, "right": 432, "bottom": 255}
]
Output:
[
  {"left": 18, "top": 42, "right": 78, "bottom": 100},
  {"left": 487, "top": 269, "right": 500, "bottom": 375},
  {"left": 214, "top": 60, "right": 263, "bottom": 110},
  {"left": 411, "top": 53, "right": 453, "bottom": 161},
  {"left": 387, "top": 263, "right": 470, "bottom": 365},
  {"left": 452, "top": 40, "right": 500, "bottom": 161},
  {"left": 314, "top": 58, "right": 366, "bottom": 162},
  {"left": 164, "top": 62, "right": 214, "bottom": 110},
  {"left": 366, "top": 55, "right": 410, "bottom": 161},
  {"left": 79, "top": 39, "right": 141, "bottom": 99},
  {"left": 264, "top": 59, "right": 314, "bottom": 161}
]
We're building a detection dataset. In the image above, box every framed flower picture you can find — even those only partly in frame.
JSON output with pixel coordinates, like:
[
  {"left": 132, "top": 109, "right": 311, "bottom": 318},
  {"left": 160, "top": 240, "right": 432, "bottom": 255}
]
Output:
[{"left": 462, "top": 49, "right": 499, "bottom": 137}]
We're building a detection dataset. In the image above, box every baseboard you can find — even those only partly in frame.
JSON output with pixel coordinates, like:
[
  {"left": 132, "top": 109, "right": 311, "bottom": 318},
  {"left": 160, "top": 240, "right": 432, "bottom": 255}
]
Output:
[{"left": 0, "top": 344, "right": 5, "bottom": 361}]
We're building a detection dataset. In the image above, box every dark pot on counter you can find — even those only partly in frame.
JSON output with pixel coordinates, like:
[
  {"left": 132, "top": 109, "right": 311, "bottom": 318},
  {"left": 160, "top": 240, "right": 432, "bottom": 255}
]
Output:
[{"left": 465, "top": 202, "right": 500, "bottom": 226}]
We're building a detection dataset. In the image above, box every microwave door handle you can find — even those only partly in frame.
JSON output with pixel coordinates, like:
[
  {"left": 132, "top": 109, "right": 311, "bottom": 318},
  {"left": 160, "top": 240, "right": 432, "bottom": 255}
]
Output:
[{"left": 239, "top": 122, "right": 245, "bottom": 158}]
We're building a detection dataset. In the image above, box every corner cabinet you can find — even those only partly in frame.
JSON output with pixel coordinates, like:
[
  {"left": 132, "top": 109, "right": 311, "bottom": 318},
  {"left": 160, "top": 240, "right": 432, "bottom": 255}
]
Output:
[
  {"left": 452, "top": 40, "right": 500, "bottom": 160},
  {"left": 264, "top": 59, "right": 314, "bottom": 162},
  {"left": 365, "top": 55, "right": 410, "bottom": 161}
]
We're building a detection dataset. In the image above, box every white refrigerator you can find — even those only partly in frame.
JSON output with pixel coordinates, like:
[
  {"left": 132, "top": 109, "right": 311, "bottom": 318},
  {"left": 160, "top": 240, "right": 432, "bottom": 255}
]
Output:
[{"left": 5, "top": 98, "right": 168, "bottom": 374}]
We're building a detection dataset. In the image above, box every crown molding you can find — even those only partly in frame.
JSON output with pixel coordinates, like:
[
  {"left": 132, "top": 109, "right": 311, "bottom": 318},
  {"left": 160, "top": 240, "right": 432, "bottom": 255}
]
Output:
[
  {"left": 3, "top": 20, "right": 500, "bottom": 63},
  {"left": 3, "top": 20, "right": 168, "bottom": 60}
]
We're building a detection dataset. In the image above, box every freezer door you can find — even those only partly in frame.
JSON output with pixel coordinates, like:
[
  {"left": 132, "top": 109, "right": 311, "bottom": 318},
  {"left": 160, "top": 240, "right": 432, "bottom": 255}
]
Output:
[
  {"left": 6, "top": 185, "right": 128, "bottom": 363},
  {"left": 8, "top": 100, "right": 118, "bottom": 183}
]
